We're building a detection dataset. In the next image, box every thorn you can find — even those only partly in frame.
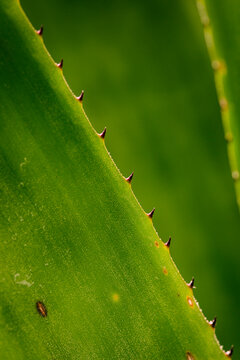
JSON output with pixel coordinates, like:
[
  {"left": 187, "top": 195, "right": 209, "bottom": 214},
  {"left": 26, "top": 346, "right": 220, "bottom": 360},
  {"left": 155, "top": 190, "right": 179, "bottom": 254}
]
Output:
[
  {"left": 225, "top": 346, "right": 234, "bottom": 357},
  {"left": 125, "top": 172, "right": 134, "bottom": 184},
  {"left": 36, "top": 26, "right": 43, "bottom": 36},
  {"left": 209, "top": 317, "right": 217, "bottom": 329},
  {"left": 147, "top": 208, "right": 155, "bottom": 219},
  {"left": 57, "top": 59, "right": 63, "bottom": 69},
  {"left": 165, "top": 237, "right": 171, "bottom": 248},
  {"left": 187, "top": 277, "right": 195, "bottom": 289},
  {"left": 77, "top": 90, "right": 84, "bottom": 102},
  {"left": 99, "top": 127, "right": 106, "bottom": 139}
]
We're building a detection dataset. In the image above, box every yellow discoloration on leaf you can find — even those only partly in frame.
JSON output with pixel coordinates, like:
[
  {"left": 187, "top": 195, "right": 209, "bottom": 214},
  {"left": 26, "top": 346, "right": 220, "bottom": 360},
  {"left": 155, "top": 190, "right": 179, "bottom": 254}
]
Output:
[{"left": 112, "top": 293, "right": 120, "bottom": 303}]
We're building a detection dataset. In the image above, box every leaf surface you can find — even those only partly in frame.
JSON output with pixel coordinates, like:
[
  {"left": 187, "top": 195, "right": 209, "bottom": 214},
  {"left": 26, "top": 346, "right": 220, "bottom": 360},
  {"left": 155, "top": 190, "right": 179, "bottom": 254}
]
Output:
[
  {"left": 20, "top": 0, "right": 240, "bottom": 354},
  {"left": 0, "top": 1, "right": 233, "bottom": 359}
]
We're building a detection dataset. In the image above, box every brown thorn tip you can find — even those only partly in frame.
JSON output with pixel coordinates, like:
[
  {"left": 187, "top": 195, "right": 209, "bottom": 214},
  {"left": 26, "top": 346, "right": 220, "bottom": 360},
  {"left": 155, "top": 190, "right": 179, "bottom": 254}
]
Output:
[
  {"left": 225, "top": 345, "right": 234, "bottom": 357},
  {"left": 165, "top": 237, "right": 171, "bottom": 248},
  {"left": 99, "top": 127, "right": 106, "bottom": 139},
  {"left": 125, "top": 172, "right": 134, "bottom": 184},
  {"left": 37, "top": 26, "right": 43, "bottom": 36},
  {"left": 209, "top": 317, "right": 217, "bottom": 329},
  {"left": 188, "top": 277, "right": 195, "bottom": 289},
  {"left": 57, "top": 59, "right": 63, "bottom": 69},
  {"left": 147, "top": 208, "right": 155, "bottom": 219},
  {"left": 77, "top": 90, "right": 84, "bottom": 102}
]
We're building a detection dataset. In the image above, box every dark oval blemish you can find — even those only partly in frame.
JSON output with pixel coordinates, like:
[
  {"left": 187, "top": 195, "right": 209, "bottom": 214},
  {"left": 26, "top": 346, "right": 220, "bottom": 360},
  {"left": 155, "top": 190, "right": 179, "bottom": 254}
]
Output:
[
  {"left": 36, "top": 301, "right": 47, "bottom": 317},
  {"left": 186, "top": 351, "right": 195, "bottom": 360}
]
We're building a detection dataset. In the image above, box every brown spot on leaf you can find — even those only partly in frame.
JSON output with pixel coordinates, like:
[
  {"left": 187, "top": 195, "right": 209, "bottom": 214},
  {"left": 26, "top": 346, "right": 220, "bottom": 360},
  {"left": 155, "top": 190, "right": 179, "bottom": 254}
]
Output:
[
  {"left": 186, "top": 351, "right": 195, "bottom": 360},
  {"left": 187, "top": 296, "right": 194, "bottom": 308},
  {"left": 155, "top": 241, "right": 159, "bottom": 248},
  {"left": 163, "top": 267, "right": 168, "bottom": 275},
  {"left": 36, "top": 301, "right": 47, "bottom": 317}
]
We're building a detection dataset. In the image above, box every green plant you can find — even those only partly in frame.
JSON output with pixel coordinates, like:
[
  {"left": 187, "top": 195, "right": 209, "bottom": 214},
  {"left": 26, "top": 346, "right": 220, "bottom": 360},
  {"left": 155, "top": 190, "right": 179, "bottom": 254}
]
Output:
[
  {"left": 20, "top": 0, "right": 240, "bottom": 354},
  {"left": 197, "top": 0, "right": 240, "bottom": 211},
  {"left": 0, "top": 0, "right": 236, "bottom": 359}
]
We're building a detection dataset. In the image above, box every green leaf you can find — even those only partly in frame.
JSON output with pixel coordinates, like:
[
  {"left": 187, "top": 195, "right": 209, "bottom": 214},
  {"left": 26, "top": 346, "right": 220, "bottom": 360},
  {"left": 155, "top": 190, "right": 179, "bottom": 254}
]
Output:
[
  {"left": 0, "top": 0, "right": 233, "bottom": 359},
  {"left": 197, "top": 0, "right": 240, "bottom": 210},
  {"left": 20, "top": 0, "right": 240, "bottom": 354}
]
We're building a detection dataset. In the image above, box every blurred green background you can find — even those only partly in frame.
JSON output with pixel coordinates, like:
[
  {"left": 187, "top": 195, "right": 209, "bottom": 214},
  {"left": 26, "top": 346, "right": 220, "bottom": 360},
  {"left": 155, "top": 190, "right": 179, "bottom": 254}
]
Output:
[{"left": 21, "top": 0, "right": 240, "bottom": 356}]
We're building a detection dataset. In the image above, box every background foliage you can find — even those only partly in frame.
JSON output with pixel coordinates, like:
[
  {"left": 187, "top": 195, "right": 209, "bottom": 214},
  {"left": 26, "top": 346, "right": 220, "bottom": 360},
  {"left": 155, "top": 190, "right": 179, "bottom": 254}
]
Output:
[{"left": 21, "top": 0, "right": 240, "bottom": 356}]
